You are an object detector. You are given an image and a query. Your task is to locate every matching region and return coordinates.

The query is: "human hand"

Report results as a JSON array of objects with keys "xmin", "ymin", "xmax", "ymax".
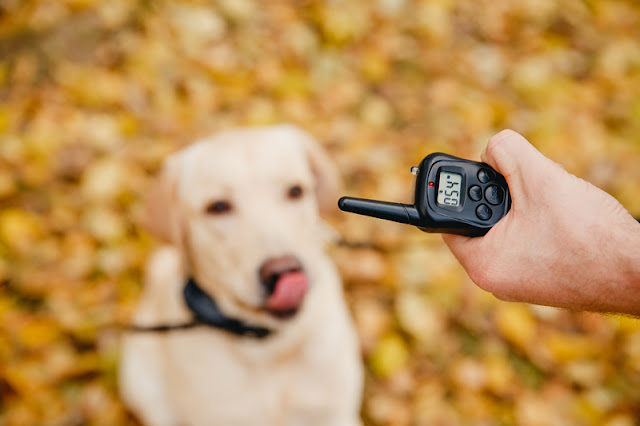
[{"xmin": 443, "ymin": 130, "xmax": 640, "ymax": 315}]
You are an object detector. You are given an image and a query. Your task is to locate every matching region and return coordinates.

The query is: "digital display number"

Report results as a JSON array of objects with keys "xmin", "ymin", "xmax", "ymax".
[{"xmin": 437, "ymin": 171, "xmax": 462, "ymax": 207}]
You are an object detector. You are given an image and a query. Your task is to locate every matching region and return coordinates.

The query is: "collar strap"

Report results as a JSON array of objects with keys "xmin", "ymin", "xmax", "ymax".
[
  {"xmin": 183, "ymin": 277, "xmax": 272, "ymax": 339},
  {"xmin": 128, "ymin": 321, "xmax": 200, "ymax": 333}
]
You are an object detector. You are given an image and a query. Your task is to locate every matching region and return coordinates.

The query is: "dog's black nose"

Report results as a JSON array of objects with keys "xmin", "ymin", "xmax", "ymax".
[{"xmin": 259, "ymin": 255, "xmax": 303, "ymax": 296}]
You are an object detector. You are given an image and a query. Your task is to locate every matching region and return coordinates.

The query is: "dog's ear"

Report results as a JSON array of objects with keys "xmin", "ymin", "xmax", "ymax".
[
  {"xmin": 143, "ymin": 155, "xmax": 182, "ymax": 245},
  {"xmin": 298, "ymin": 130, "xmax": 342, "ymax": 216}
]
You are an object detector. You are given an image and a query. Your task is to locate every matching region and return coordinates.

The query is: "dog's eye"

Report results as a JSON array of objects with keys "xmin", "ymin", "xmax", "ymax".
[
  {"xmin": 205, "ymin": 200, "xmax": 233, "ymax": 215},
  {"xmin": 287, "ymin": 185, "xmax": 304, "ymax": 200}
]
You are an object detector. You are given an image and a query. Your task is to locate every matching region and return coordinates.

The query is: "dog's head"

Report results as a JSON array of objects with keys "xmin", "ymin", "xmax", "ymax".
[{"xmin": 143, "ymin": 125, "xmax": 340, "ymax": 326}]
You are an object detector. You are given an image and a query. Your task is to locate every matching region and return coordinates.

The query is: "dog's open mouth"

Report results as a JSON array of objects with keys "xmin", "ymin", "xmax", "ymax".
[
  {"xmin": 264, "ymin": 270, "xmax": 309, "ymax": 318},
  {"xmin": 260, "ymin": 256, "xmax": 309, "ymax": 319}
]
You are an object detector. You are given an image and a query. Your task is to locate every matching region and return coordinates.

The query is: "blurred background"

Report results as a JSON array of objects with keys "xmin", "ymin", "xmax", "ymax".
[{"xmin": 1, "ymin": 0, "xmax": 640, "ymax": 424}]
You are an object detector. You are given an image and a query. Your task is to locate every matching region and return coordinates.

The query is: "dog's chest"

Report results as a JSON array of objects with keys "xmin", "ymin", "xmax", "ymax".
[{"xmin": 161, "ymin": 329, "xmax": 348, "ymax": 425}]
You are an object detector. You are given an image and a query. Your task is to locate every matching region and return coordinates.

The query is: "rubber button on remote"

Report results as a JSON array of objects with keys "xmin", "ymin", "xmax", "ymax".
[
  {"xmin": 477, "ymin": 168, "xmax": 495, "ymax": 183},
  {"xmin": 468, "ymin": 185, "xmax": 482, "ymax": 201},
  {"xmin": 485, "ymin": 185, "xmax": 504, "ymax": 205},
  {"xmin": 476, "ymin": 203, "xmax": 492, "ymax": 220}
]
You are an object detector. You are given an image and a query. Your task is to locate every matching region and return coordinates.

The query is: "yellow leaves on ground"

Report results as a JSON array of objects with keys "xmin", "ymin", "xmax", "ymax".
[
  {"xmin": 544, "ymin": 331, "xmax": 601, "ymax": 364},
  {"xmin": 0, "ymin": 209, "xmax": 42, "ymax": 253},
  {"xmin": 395, "ymin": 291, "xmax": 444, "ymax": 346},
  {"xmin": 17, "ymin": 318, "xmax": 62, "ymax": 351},
  {"xmin": 494, "ymin": 303, "xmax": 537, "ymax": 352},
  {"xmin": 369, "ymin": 333, "xmax": 410, "ymax": 378},
  {"xmin": 1, "ymin": 0, "xmax": 640, "ymax": 425},
  {"xmin": 56, "ymin": 64, "xmax": 128, "ymax": 108}
]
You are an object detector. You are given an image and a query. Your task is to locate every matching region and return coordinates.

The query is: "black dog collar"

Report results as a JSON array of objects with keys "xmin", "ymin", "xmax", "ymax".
[
  {"xmin": 183, "ymin": 277, "xmax": 271, "ymax": 338},
  {"xmin": 128, "ymin": 278, "xmax": 272, "ymax": 339}
]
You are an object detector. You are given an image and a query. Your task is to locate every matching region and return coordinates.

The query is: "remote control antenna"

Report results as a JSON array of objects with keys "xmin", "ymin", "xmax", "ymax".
[{"xmin": 338, "ymin": 197, "xmax": 422, "ymax": 226}]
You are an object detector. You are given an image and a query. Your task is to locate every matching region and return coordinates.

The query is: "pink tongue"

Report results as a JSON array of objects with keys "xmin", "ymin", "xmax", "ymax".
[{"xmin": 266, "ymin": 271, "xmax": 309, "ymax": 312}]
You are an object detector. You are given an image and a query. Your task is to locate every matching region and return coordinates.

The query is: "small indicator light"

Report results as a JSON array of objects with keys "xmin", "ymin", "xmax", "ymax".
[{"xmin": 428, "ymin": 181, "xmax": 434, "ymax": 187}]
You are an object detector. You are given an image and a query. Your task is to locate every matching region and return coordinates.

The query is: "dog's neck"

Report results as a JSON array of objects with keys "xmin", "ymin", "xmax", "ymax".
[{"xmin": 183, "ymin": 277, "xmax": 272, "ymax": 339}]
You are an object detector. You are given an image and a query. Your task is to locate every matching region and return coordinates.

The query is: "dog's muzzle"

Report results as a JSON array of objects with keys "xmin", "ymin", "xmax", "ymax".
[{"xmin": 259, "ymin": 255, "xmax": 309, "ymax": 318}]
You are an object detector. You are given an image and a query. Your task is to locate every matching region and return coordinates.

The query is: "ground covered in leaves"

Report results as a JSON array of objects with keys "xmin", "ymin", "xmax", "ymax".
[{"xmin": 1, "ymin": 0, "xmax": 640, "ymax": 424}]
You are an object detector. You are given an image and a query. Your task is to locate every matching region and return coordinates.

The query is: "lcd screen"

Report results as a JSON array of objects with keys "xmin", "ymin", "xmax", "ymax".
[{"xmin": 437, "ymin": 171, "xmax": 462, "ymax": 206}]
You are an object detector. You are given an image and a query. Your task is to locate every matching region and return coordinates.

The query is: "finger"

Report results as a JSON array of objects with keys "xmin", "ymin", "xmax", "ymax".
[
  {"xmin": 443, "ymin": 232, "xmax": 503, "ymax": 298},
  {"xmin": 441, "ymin": 233, "xmax": 482, "ymax": 272}
]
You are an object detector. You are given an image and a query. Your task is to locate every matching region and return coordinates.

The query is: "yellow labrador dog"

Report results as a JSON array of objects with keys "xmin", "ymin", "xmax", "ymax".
[{"xmin": 119, "ymin": 125, "xmax": 363, "ymax": 426}]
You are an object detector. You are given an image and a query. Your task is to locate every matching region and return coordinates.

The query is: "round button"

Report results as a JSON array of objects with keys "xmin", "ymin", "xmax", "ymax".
[
  {"xmin": 476, "ymin": 203, "xmax": 492, "ymax": 220},
  {"xmin": 468, "ymin": 185, "xmax": 482, "ymax": 201},
  {"xmin": 477, "ymin": 168, "xmax": 495, "ymax": 183},
  {"xmin": 484, "ymin": 185, "xmax": 504, "ymax": 205}
]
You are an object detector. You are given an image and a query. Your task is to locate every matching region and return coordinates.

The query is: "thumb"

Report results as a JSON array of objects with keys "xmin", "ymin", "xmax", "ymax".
[{"xmin": 480, "ymin": 129, "xmax": 547, "ymax": 198}]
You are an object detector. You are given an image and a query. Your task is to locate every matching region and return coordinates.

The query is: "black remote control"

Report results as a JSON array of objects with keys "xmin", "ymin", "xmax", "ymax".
[{"xmin": 338, "ymin": 153, "xmax": 511, "ymax": 237}]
